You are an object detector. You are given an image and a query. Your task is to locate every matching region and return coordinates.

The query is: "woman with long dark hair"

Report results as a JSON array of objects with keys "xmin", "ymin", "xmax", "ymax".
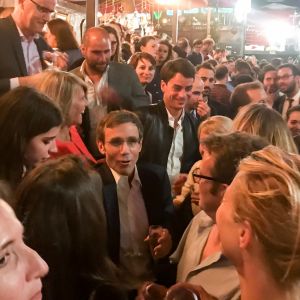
[
  {"xmin": 0, "ymin": 86, "xmax": 62, "ymax": 188},
  {"xmin": 15, "ymin": 155, "xmax": 127, "ymax": 300}
]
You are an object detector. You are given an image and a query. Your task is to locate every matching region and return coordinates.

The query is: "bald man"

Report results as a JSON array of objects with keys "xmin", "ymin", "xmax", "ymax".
[{"xmin": 71, "ymin": 27, "xmax": 149, "ymax": 158}]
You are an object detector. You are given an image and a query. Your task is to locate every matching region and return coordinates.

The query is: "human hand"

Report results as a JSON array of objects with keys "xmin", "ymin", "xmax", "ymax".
[
  {"xmin": 19, "ymin": 73, "xmax": 43, "ymax": 87},
  {"xmin": 172, "ymin": 173, "xmax": 188, "ymax": 196},
  {"xmin": 166, "ymin": 282, "xmax": 218, "ymax": 300},
  {"xmin": 135, "ymin": 282, "xmax": 167, "ymax": 300},
  {"xmin": 145, "ymin": 226, "xmax": 172, "ymax": 260},
  {"xmin": 54, "ymin": 51, "xmax": 69, "ymax": 70},
  {"xmin": 97, "ymin": 86, "xmax": 122, "ymax": 106},
  {"xmin": 197, "ymin": 100, "xmax": 211, "ymax": 119}
]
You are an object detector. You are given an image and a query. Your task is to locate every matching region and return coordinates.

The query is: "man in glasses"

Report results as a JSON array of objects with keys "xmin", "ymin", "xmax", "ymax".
[
  {"xmin": 170, "ymin": 132, "xmax": 268, "ymax": 299},
  {"xmin": 95, "ymin": 110, "xmax": 174, "ymax": 291},
  {"xmin": 196, "ymin": 62, "xmax": 229, "ymax": 117},
  {"xmin": 273, "ymin": 63, "xmax": 300, "ymax": 118},
  {"xmin": 0, "ymin": 0, "xmax": 67, "ymax": 96}
]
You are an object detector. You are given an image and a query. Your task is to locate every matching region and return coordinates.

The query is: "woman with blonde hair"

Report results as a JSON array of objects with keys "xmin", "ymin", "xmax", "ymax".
[
  {"xmin": 233, "ymin": 103, "xmax": 298, "ymax": 154},
  {"xmin": 217, "ymin": 146, "xmax": 300, "ymax": 300},
  {"xmin": 36, "ymin": 69, "xmax": 96, "ymax": 163}
]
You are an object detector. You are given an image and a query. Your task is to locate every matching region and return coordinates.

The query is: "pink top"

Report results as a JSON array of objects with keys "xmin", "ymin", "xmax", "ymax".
[{"xmin": 51, "ymin": 126, "xmax": 96, "ymax": 163}]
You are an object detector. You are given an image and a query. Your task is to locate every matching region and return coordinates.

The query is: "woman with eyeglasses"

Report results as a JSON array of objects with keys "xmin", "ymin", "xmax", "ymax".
[{"xmin": 216, "ymin": 146, "xmax": 300, "ymax": 300}]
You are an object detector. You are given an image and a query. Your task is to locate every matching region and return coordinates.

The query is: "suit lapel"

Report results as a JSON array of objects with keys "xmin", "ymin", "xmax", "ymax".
[
  {"xmin": 34, "ymin": 38, "xmax": 48, "ymax": 70},
  {"xmin": 7, "ymin": 16, "xmax": 27, "ymax": 76},
  {"xmin": 96, "ymin": 163, "xmax": 121, "ymax": 263}
]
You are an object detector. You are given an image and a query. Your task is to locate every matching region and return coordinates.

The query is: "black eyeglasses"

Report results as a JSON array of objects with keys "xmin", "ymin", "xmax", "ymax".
[
  {"xmin": 30, "ymin": 0, "xmax": 55, "ymax": 14},
  {"xmin": 192, "ymin": 169, "xmax": 224, "ymax": 184}
]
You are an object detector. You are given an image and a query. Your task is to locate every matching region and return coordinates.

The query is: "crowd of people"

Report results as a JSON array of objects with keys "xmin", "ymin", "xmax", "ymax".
[{"xmin": 0, "ymin": 0, "xmax": 300, "ymax": 299}]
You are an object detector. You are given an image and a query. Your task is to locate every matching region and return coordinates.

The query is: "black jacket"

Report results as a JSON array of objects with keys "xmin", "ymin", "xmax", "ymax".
[
  {"xmin": 94, "ymin": 161, "xmax": 174, "ymax": 264},
  {"xmin": 136, "ymin": 102, "xmax": 200, "ymax": 173},
  {"xmin": 0, "ymin": 16, "xmax": 51, "ymax": 95}
]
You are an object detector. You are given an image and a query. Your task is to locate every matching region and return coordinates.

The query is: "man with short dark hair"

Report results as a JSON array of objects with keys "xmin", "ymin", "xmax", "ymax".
[
  {"xmin": 171, "ymin": 132, "xmax": 268, "ymax": 299},
  {"xmin": 259, "ymin": 64, "xmax": 280, "ymax": 108},
  {"xmin": 187, "ymin": 39, "xmax": 203, "ymax": 66},
  {"xmin": 196, "ymin": 62, "xmax": 229, "ymax": 117},
  {"xmin": 230, "ymin": 81, "xmax": 267, "ymax": 118},
  {"xmin": 273, "ymin": 63, "xmax": 300, "ymax": 118},
  {"xmin": 286, "ymin": 105, "xmax": 300, "ymax": 137},
  {"xmin": 210, "ymin": 64, "xmax": 231, "ymax": 108},
  {"xmin": 95, "ymin": 110, "xmax": 174, "ymax": 288},
  {"xmin": 137, "ymin": 58, "xmax": 200, "ymax": 184},
  {"xmin": 200, "ymin": 38, "xmax": 215, "ymax": 61},
  {"xmin": 185, "ymin": 75, "xmax": 210, "ymax": 126}
]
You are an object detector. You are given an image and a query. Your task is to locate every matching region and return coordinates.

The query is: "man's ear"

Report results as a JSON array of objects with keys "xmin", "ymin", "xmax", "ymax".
[
  {"xmin": 137, "ymin": 138, "xmax": 143, "ymax": 153},
  {"xmin": 161, "ymin": 80, "xmax": 166, "ymax": 93},
  {"xmin": 80, "ymin": 44, "xmax": 86, "ymax": 57},
  {"xmin": 238, "ymin": 220, "xmax": 253, "ymax": 250},
  {"xmin": 97, "ymin": 141, "xmax": 106, "ymax": 155},
  {"xmin": 217, "ymin": 183, "xmax": 228, "ymax": 199}
]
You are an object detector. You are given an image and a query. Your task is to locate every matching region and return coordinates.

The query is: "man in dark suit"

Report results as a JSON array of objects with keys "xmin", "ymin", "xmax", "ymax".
[
  {"xmin": 0, "ymin": 0, "xmax": 66, "ymax": 96},
  {"xmin": 71, "ymin": 27, "xmax": 149, "ymax": 158},
  {"xmin": 94, "ymin": 110, "xmax": 174, "ymax": 288},
  {"xmin": 187, "ymin": 39, "xmax": 203, "ymax": 67},
  {"xmin": 273, "ymin": 63, "xmax": 300, "ymax": 118}
]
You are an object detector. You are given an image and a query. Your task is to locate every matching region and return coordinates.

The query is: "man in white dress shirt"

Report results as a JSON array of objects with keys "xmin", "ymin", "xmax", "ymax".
[
  {"xmin": 0, "ymin": 0, "xmax": 67, "ymax": 95},
  {"xmin": 94, "ymin": 110, "xmax": 174, "ymax": 289}
]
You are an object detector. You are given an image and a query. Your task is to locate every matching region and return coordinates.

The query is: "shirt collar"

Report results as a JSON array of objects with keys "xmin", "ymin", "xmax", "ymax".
[
  {"xmin": 291, "ymin": 89, "xmax": 300, "ymax": 101},
  {"xmin": 16, "ymin": 24, "xmax": 39, "ymax": 41},
  {"xmin": 165, "ymin": 107, "xmax": 185, "ymax": 128},
  {"xmin": 109, "ymin": 165, "xmax": 141, "ymax": 187},
  {"xmin": 80, "ymin": 60, "xmax": 110, "ymax": 81}
]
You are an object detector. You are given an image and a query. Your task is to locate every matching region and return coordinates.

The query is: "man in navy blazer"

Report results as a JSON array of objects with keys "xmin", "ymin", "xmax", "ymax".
[
  {"xmin": 0, "ymin": 0, "xmax": 66, "ymax": 96},
  {"xmin": 94, "ymin": 110, "xmax": 174, "ymax": 288}
]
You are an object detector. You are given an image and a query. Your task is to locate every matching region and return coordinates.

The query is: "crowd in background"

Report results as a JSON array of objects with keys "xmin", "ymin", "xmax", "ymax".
[{"xmin": 0, "ymin": 1, "xmax": 300, "ymax": 300}]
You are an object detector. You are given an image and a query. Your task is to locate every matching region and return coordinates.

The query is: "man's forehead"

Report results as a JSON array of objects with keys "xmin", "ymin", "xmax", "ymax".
[
  {"xmin": 168, "ymin": 73, "xmax": 194, "ymax": 84},
  {"xmin": 264, "ymin": 70, "xmax": 277, "ymax": 78},
  {"xmin": 197, "ymin": 68, "xmax": 214, "ymax": 78},
  {"xmin": 277, "ymin": 67, "xmax": 293, "ymax": 75},
  {"xmin": 201, "ymin": 155, "xmax": 215, "ymax": 174},
  {"xmin": 40, "ymin": 0, "xmax": 56, "ymax": 9},
  {"xmin": 193, "ymin": 75, "xmax": 204, "ymax": 90},
  {"xmin": 105, "ymin": 122, "xmax": 139, "ymax": 134}
]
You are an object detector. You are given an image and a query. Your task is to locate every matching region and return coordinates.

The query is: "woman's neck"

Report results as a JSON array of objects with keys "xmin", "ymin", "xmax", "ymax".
[
  {"xmin": 57, "ymin": 126, "xmax": 71, "ymax": 141},
  {"xmin": 239, "ymin": 261, "xmax": 286, "ymax": 300}
]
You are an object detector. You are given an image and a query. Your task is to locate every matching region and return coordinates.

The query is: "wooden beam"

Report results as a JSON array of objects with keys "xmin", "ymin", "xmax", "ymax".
[{"xmin": 86, "ymin": 0, "xmax": 98, "ymax": 29}]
